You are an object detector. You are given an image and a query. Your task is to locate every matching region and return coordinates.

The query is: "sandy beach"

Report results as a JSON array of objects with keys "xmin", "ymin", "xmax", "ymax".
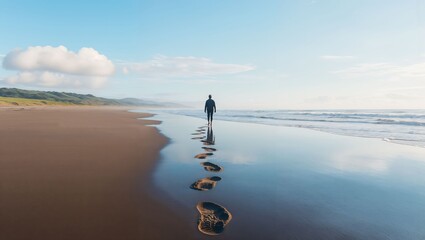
[{"xmin": 0, "ymin": 107, "xmax": 194, "ymax": 240}]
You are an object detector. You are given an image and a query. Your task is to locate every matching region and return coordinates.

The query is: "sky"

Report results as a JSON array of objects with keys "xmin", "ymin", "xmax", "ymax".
[{"xmin": 1, "ymin": 0, "xmax": 425, "ymax": 109}]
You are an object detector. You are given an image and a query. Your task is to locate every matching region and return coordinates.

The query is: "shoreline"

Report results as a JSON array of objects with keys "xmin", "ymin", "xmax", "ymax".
[
  {"xmin": 161, "ymin": 111, "xmax": 425, "ymax": 149},
  {"xmin": 0, "ymin": 107, "xmax": 195, "ymax": 240}
]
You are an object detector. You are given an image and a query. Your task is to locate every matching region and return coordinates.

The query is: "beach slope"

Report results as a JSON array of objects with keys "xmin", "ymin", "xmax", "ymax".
[{"xmin": 0, "ymin": 107, "xmax": 194, "ymax": 240}]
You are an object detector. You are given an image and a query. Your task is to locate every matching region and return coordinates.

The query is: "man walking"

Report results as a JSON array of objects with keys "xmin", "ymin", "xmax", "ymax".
[{"xmin": 204, "ymin": 94, "xmax": 216, "ymax": 125}]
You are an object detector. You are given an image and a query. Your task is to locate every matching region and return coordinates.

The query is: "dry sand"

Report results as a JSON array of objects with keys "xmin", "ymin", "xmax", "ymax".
[{"xmin": 0, "ymin": 107, "xmax": 195, "ymax": 240}]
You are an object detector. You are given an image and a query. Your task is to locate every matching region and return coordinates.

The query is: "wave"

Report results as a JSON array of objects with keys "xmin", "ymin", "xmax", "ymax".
[{"xmin": 161, "ymin": 109, "xmax": 425, "ymax": 148}]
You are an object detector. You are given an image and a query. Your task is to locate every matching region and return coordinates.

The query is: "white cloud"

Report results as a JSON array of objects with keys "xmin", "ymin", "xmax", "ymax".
[
  {"xmin": 2, "ymin": 46, "xmax": 114, "ymax": 88},
  {"xmin": 321, "ymin": 55, "xmax": 355, "ymax": 60},
  {"xmin": 3, "ymin": 46, "xmax": 114, "ymax": 76},
  {"xmin": 333, "ymin": 62, "xmax": 425, "ymax": 79},
  {"xmin": 123, "ymin": 55, "xmax": 254, "ymax": 78}
]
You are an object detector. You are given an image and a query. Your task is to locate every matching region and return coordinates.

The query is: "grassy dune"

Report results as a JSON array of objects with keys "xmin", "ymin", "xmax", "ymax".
[
  {"xmin": 0, "ymin": 96, "xmax": 75, "ymax": 106},
  {"xmin": 0, "ymin": 88, "xmax": 181, "ymax": 107}
]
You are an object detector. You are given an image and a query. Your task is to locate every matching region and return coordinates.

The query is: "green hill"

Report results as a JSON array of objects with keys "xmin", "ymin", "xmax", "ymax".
[{"xmin": 0, "ymin": 88, "xmax": 179, "ymax": 107}]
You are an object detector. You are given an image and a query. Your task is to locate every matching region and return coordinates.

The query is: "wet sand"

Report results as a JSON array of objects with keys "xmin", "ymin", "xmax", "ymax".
[
  {"xmin": 0, "ymin": 107, "xmax": 195, "ymax": 240},
  {"xmin": 149, "ymin": 112, "xmax": 425, "ymax": 240}
]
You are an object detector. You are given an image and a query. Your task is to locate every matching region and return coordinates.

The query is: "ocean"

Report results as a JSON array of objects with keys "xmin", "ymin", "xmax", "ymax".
[{"xmin": 160, "ymin": 109, "xmax": 425, "ymax": 148}]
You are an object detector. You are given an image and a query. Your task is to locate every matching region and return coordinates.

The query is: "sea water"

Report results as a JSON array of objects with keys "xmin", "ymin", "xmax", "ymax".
[{"xmin": 162, "ymin": 109, "xmax": 425, "ymax": 148}]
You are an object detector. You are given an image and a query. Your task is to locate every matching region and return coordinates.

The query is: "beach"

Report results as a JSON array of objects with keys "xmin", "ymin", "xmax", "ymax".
[
  {"xmin": 1, "ymin": 0, "xmax": 421, "ymax": 239},
  {"xmin": 3, "ymin": 107, "xmax": 425, "ymax": 240},
  {"xmin": 0, "ymin": 107, "xmax": 195, "ymax": 240},
  {"xmin": 148, "ymin": 112, "xmax": 425, "ymax": 240}
]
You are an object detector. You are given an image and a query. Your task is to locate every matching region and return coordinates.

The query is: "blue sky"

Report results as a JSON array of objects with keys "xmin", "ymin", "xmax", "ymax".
[{"xmin": 1, "ymin": 0, "xmax": 425, "ymax": 109}]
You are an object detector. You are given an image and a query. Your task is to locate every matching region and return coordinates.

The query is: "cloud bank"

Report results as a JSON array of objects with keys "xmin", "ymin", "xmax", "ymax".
[
  {"xmin": 2, "ymin": 46, "xmax": 115, "ymax": 88},
  {"xmin": 123, "ymin": 55, "xmax": 254, "ymax": 78}
]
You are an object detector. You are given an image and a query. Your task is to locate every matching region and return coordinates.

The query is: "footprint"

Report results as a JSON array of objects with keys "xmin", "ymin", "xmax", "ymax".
[
  {"xmin": 190, "ymin": 176, "xmax": 222, "ymax": 191},
  {"xmin": 201, "ymin": 140, "xmax": 214, "ymax": 145},
  {"xmin": 196, "ymin": 202, "xmax": 232, "ymax": 235},
  {"xmin": 191, "ymin": 136, "xmax": 205, "ymax": 140},
  {"xmin": 194, "ymin": 153, "xmax": 213, "ymax": 159},
  {"xmin": 202, "ymin": 147, "xmax": 217, "ymax": 152},
  {"xmin": 196, "ymin": 129, "xmax": 206, "ymax": 133},
  {"xmin": 192, "ymin": 132, "xmax": 203, "ymax": 135},
  {"xmin": 201, "ymin": 162, "xmax": 223, "ymax": 172}
]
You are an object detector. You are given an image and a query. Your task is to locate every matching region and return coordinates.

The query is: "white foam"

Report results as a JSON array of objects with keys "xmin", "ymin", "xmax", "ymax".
[{"xmin": 160, "ymin": 109, "xmax": 425, "ymax": 148}]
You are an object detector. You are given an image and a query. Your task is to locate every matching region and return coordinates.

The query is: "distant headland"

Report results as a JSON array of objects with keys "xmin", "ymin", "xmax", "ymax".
[{"xmin": 0, "ymin": 88, "xmax": 182, "ymax": 107}]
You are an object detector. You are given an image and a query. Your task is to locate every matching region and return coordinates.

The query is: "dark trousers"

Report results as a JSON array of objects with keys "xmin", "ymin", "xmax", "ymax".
[{"xmin": 207, "ymin": 111, "xmax": 213, "ymax": 122}]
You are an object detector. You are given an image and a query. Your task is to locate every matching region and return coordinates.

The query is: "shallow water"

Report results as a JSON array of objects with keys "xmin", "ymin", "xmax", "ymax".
[
  {"xmin": 142, "ymin": 112, "xmax": 425, "ymax": 240},
  {"xmin": 164, "ymin": 109, "xmax": 425, "ymax": 148}
]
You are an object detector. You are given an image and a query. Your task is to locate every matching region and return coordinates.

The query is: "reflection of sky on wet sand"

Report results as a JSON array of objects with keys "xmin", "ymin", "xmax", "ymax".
[
  {"xmin": 330, "ymin": 144, "xmax": 425, "ymax": 176},
  {"xmin": 145, "ymin": 112, "xmax": 425, "ymax": 240},
  {"xmin": 331, "ymin": 150, "xmax": 392, "ymax": 174},
  {"xmin": 218, "ymin": 150, "xmax": 255, "ymax": 165}
]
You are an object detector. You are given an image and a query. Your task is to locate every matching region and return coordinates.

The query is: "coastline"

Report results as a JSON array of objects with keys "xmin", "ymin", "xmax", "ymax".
[
  {"xmin": 165, "ymin": 109, "xmax": 425, "ymax": 149},
  {"xmin": 0, "ymin": 107, "xmax": 195, "ymax": 240}
]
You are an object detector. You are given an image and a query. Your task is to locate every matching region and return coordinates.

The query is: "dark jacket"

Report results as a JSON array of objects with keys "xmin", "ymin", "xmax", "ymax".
[{"xmin": 205, "ymin": 99, "xmax": 216, "ymax": 112}]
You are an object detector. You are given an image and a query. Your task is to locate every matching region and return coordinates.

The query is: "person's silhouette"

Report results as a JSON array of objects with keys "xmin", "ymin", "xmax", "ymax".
[{"xmin": 204, "ymin": 94, "xmax": 216, "ymax": 125}]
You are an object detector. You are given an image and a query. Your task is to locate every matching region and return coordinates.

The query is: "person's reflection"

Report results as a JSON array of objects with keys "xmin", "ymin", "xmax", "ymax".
[{"xmin": 204, "ymin": 126, "xmax": 215, "ymax": 145}]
